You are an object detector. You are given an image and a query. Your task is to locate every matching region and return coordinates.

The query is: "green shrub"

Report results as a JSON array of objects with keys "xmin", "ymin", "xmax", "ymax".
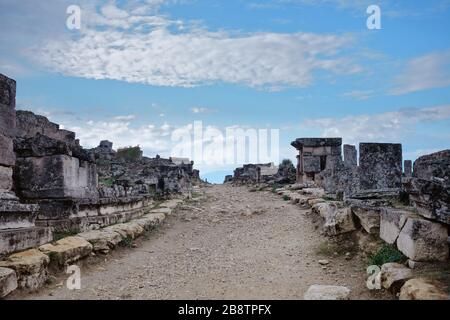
[
  {"xmin": 117, "ymin": 146, "xmax": 142, "ymax": 161},
  {"xmin": 119, "ymin": 236, "xmax": 134, "ymax": 248},
  {"xmin": 283, "ymin": 195, "xmax": 290, "ymax": 201},
  {"xmin": 368, "ymin": 244, "xmax": 407, "ymax": 266}
]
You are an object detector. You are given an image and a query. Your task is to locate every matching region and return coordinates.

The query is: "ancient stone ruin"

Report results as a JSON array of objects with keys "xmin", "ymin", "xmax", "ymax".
[
  {"xmin": 226, "ymin": 160, "xmax": 296, "ymax": 185},
  {"xmin": 0, "ymin": 73, "xmax": 200, "ymax": 259}
]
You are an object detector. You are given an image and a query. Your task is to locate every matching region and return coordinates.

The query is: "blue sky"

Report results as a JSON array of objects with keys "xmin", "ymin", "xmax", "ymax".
[{"xmin": 1, "ymin": 0, "xmax": 450, "ymax": 183}]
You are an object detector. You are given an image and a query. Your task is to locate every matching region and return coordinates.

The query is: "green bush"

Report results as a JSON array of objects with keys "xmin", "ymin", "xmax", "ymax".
[
  {"xmin": 368, "ymin": 244, "xmax": 407, "ymax": 266},
  {"xmin": 117, "ymin": 146, "xmax": 142, "ymax": 161}
]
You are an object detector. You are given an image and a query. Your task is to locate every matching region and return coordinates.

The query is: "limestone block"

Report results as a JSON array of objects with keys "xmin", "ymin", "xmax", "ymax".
[
  {"xmin": 0, "ymin": 133, "xmax": 14, "ymax": 167},
  {"xmin": 379, "ymin": 209, "xmax": 413, "ymax": 245},
  {"xmin": 0, "ymin": 166, "xmax": 12, "ymax": 191},
  {"xmin": 380, "ymin": 263, "xmax": 413, "ymax": 290},
  {"xmin": 0, "ymin": 267, "xmax": 17, "ymax": 298},
  {"xmin": 304, "ymin": 285, "xmax": 351, "ymax": 300},
  {"xmin": 399, "ymin": 278, "xmax": 449, "ymax": 300},
  {"xmin": 351, "ymin": 206, "xmax": 381, "ymax": 235},
  {"xmin": 312, "ymin": 203, "xmax": 356, "ymax": 236},
  {"xmin": 149, "ymin": 207, "xmax": 173, "ymax": 216},
  {"xmin": 0, "ymin": 227, "xmax": 52, "ymax": 257},
  {"xmin": 359, "ymin": 143, "xmax": 402, "ymax": 190},
  {"xmin": 303, "ymin": 156, "xmax": 321, "ymax": 173},
  {"xmin": 104, "ymin": 222, "xmax": 144, "ymax": 240},
  {"xmin": 404, "ymin": 160, "xmax": 412, "ymax": 177},
  {"xmin": 39, "ymin": 236, "xmax": 93, "ymax": 268},
  {"xmin": 159, "ymin": 199, "xmax": 183, "ymax": 209},
  {"xmin": 0, "ymin": 201, "xmax": 39, "ymax": 230},
  {"xmin": 0, "ymin": 249, "xmax": 49, "ymax": 291},
  {"xmin": 15, "ymin": 155, "xmax": 98, "ymax": 200},
  {"xmin": 344, "ymin": 145, "xmax": 357, "ymax": 167},
  {"xmin": 77, "ymin": 229, "xmax": 122, "ymax": 254},
  {"xmin": 133, "ymin": 213, "xmax": 166, "ymax": 230},
  {"xmin": 0, "ymin": 74, "xmax": 16, "ymax": 108},
  {"xmin": 397, "ymin": 218, "xmax": 449, "ymax": 262}
]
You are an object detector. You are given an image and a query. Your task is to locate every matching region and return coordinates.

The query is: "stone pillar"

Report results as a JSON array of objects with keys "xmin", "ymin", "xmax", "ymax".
[
  {"xmin": 359, "ymin": 143, "xmax": 402, "ymax": 190},
  {"xmin": 343, "ymin": 144, "xmax": 357, "ymax": 167},
  {"xmin": 0, "ymin": 74, "xmax": 16, "ymax": 200},
  {"xmin": 404, "ymin": 160, "xmax": 412, "ymax": 177}
]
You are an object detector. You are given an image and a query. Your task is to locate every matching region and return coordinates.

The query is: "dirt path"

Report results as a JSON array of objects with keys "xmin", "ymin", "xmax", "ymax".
[{"xmin": 11, "ymin": 184, "xmax": 389, "ymax": 300}]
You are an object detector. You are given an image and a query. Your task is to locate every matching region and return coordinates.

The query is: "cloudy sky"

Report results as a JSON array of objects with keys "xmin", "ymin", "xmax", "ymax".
[{"xmin": 1, "ymin": 0, "xmax": 450, "ymax": 182}]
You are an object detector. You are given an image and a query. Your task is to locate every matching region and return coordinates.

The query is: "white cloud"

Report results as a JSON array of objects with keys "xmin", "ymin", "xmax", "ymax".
[
  {"xmin": 390, "ymin": 50, "xmax": 450, "ymax": 95},
  {"xmin": 190, "ymin": 107, "xmax": 217, "ymax": 114},
  {"xmin": 342, "ymin": 90, "xmax": 374, "ymax": 100},
  {"xmin": 30, "ymin": 1, "xmax": 361, "ymax": 90},
  {"xmin": 66, "ymin": 119, "xmax": 173, "ymax": 153},
  {"xmin": 113, "ymin": 115, "xmax": 136, "ymax": 121},
  {"xmin": 301, "ymin": 105, "xmax": 450, "ymax": 144}
]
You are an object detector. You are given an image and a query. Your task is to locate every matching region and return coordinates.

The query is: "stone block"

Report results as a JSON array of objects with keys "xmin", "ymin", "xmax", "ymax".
[
  {"xmin": 133, "ymin": 213, "xmax": 166, "ymax": 230},
  {"xmin": 0, "ymin": 73, "xmax": 16, "ymax": 108},
  {"xmin": 0, "ymin": 134, "xmax": 14, "ymax": 167},
  {"xmin": 77, "ymin": 229, "xmax": 122, "ymax": 254},
  {"xmin": 304, "ymin": 285, "xmax": 350, "ymax": 300},
  {"xmin": 399, "ymin": 278, "xmax": 449, "ymax": 300},
  {"xmin": 379, "ymin": 209, "xmax": 414, "ymax": 245},
  {"xmin": 0, "ymin": 227, "xmax": 53, "ymax": 257},
  {"xmin": 359, "ymin": 143, "xmax": 402, "ymax": 190},
  {"xmin": 0, "ymin": 166, "xmax": 13, "ymax": 191},
  {"xmin": 0, "ymin": 267, "xmax": 17, "ymax": 298},
  {"xmin": 0, "ymin": 249, "xmax": 49, "ymax": 291},
  {"xmin": 397, "ymin": 218, "xmax": 449, "ymax": 262},
  {"xmin": 303, "ymin": 155, "xmax": 321, "ymax": 173},
  {"xmin": 351, "ymin": 205, "xmax": 381, "ymax": 235},
  {"xmin": 149, "ymin": 207, "xmax": 173, "ymax": 216},
  {"xmin": 0, "ymin": 201, "xmax": 39, "ymax": 230},
  {"xmin": 379, "ymin": 262, "xmax": 413, "ymax": 291},
  {"xmin": 404, "ymin": 160, "xmax": 412, "ymax": 177},
  {"xmin": 311, "ymin": 203, "xmax": 356, "ymax": 236},
  {"xmin": 39, "ymin": 236, "xmax": 93, "ymax": 269},
  {"xmin": 104, "ymin": 222, "xmax": 144, "ymax": 240},
  {"xmin": 413, "ymin": 150, "xmax": 450, "ymax": 181},
  {"xmin": 15, "ymin": 155, "xmax": 98, "ymax": 200},
  {"xmin": 0, "ymin": 104, "xmax": 15, "ymax": 138},
  {"xmin": 344, "ymin": 145, "xmax": 357, "ymax": 167}
]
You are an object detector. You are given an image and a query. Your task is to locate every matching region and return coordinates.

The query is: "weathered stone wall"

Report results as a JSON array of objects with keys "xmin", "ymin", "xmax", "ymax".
[{"xmin": 1, "ymin": 74, "xmax": 53, "ymax": 257}]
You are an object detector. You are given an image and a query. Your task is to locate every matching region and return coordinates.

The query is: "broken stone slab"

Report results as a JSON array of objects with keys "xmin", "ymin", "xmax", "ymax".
[
  {"xmin": 397, "ymin": 217, "xmax": 449, "ymax": 262},
  {"xmin": 307, "ymin": 198, "xmax": 326, "ymax": 206},
  {"xmin": 149, "ymin": 207, "xmax": 173, "ymax": 216},
  {"xmin": 0, "ymin": 267, "xmax": 17, "ymax": 298},
  {"xmin": 133, "ymin": 213, "xmax": 166, "ymax": 231},
  {"xmin": 159, "ymin": 199, "xmax": 183, "ymax": 209},
  {"xmin": 312, "ymin": 203, "xmax": 356, "ymax": 236},
  {"xmin": 103, "ymin": 222, "xmax": 144, "ymax": 240},
  {"xmin": 379, "ymin": 263, "xmax": 413, "ymax": 291},
  {"xmin": 39, "ymin": 236, "xmax": 93, "ymax": 269},
  {"xmin": 77, "ymin": 229, "xmax": 122, "ymax": 254},
  {"xmin": 351, "ymin": 205, "xmax": 381, "ymax": 235},
  {"xmin": 301, "ymin": 188, "xmax": 325, "ymax": 198},
  {"xmin": 0, "ymin": 249, "xmax": 49, "ymax": 291},
  {"xmin": 399, "ymin": 278, "xmax": 449, "ymax": 300},
  {"xmin": 379, "ymin": 209, "xmax": 415, "ymax": 245},
  {"xmin": 304, "ymin": 285, "xmax": 351, "ymax": 300}
]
